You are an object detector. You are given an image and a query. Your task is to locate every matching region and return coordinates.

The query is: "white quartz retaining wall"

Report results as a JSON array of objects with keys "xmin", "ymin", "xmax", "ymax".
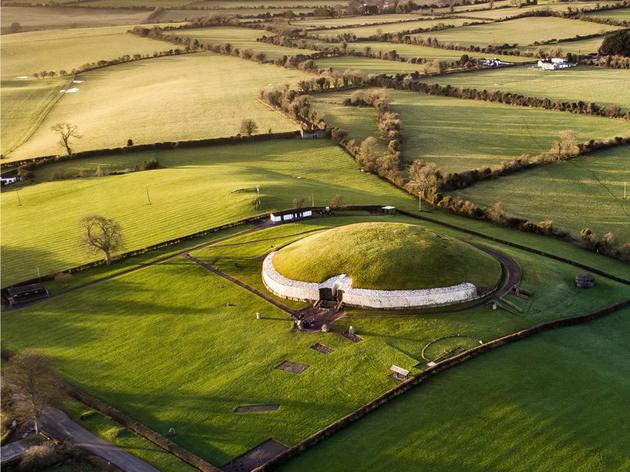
[{"xmin": 262, "ymin": 252, "xmax": 479, "ymax": 309}]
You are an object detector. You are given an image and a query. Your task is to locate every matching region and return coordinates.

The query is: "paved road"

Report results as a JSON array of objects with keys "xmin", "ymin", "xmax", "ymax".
[
  {"xmin": 0, "ymin": 437, "xmax": 37, "ymax": 466},
  {"xmin": 471, "ymin": 243, "xmax": 522, "ymax": 298},
  {"xmin": 41, "ymin": 408, "xmax": 160, "ymax": 472}
]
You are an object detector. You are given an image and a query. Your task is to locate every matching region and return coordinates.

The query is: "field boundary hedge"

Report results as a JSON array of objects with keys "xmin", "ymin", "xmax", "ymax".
[
  {"xmin": 0, "ymin": 131, "xmax": 301, "ymax": 175},
  {"xmin": 254, "ymin": 298, "xmax": 630, "ymax": 471}
]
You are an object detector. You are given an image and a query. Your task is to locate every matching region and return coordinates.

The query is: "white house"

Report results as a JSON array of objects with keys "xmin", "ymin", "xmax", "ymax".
[
  {"xmin": 270, "ymin": 208, "xmax": 313, "ymax": 223},
  {"xmin": 537, "ymin": 58, "xmax": 574, "ymax": 70},
  {"xmin": 1, "ymin": 176, "xmax": 18, "ymax": 186}
]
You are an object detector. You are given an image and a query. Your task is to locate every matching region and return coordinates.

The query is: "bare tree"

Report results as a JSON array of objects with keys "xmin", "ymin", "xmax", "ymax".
[
  {"xmin": 51, "ymin": 123, "xmax": 81, "ymax": 155},
  {"xmin": 240, "ymin": 119, "xmax": 259, "ymax": 137},
  {"xmin": 330, "ymin": 194, "xmax": 343, "ymax": 208},
  {"xmin": 3, "ymin": 350, "xmax": 63, "ymax": 435},
  {"xmin": 80, "ymin": 215, "xmax": 124, "ymax": 264},
  {"xmin": 292, "ymin": 197, "xmax": 305, "ymax": 209}
]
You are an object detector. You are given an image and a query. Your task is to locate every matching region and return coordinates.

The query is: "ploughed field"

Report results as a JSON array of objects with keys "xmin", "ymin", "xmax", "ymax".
[
  {"xmin": 312, "ymin": 89, "xmax": 630, "ymax": 172},
  {"xmin": 5, "ymin": 53, "xmax": 312, "ymax": 160},
  {"xmin": 421, "ymin": 65, "xmax": 630, "ymax": 112},
  {"xmin": 279, "ymin": 309, "xmax": 630, "ymax": 472},
  {"xmin": 0, "ymin": 140, "xmax": 416, "ymax": 287},
  {"xmin": 3, "ymin": 214, "xmax": 628, "ymax": 467},
  {"xmin": 453, "ymin": 145, "xmax": 630, "ymax": 242}
]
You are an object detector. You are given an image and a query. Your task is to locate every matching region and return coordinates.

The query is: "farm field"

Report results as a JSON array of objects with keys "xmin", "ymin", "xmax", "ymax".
[
  {"xmin": 0, "ymin": 25, "xmax": 175, "ymax": 79},
  {"xmin": 0, "ymin": 139, "xmax": 417, "ymax": 286},
  {"xmin": 280, "ymin": 308, "xmax": 630, "ymax": 472},
  {"xmin": 311, "ymin": 18, "xmax": 477, "ymax": 38},
  {"xmin": 173, "ymin": 26, "xmax": 317, "ymax": 59},
  {"xmin": 3, "ymin": 215, "xmax": 629, "ymax": 467},
  {"xmin": 316, "ymin": 55, "xmax": 431, "ymax": 74},
  {"xmin": 458, "ymin": 1, "xmax": 622, "ymax": 19},
  {"xmin": 342, "ymin": 41, "xmax": 534, "ymax": 63},
  {"xmin": 584, "ymin": 6, "xmax": 630, "ymax": 20},
  {"xmin": 312, "ymin": 90, "xmax": 630, "ymax": 172},
  {"xmin": 453, "ymin": 145, "xmax": 630, "ymax": 242},
  {"xmin": 291, "ymin": 13, "xmax": 425, "ymax": 28},
  {"xmin": 0, "ymin": 77, "xmax": 67, "ymax": 156},
  {"xmin": 421, "ymin": 65, "xmax": 630, "ymax": 111},
  {"xmin": 411, "ymin": 17, "xmax": 622, "ymax": 48},
  {"xmin": 518, "ymin": 35, "xmax": 610, "ymax": 55},
  {"xmin": 0, "ymin": 6, "xmax": 153, "ymax": 33},
  {"xmin": 6, "ymin": 53, "xmax": 312, "ymax": 160}
]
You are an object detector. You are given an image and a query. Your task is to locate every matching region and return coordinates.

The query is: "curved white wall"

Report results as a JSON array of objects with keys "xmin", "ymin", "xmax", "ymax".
[{"xmin": 262, "ymin": 252, "xmax": 479, "ymax": 309}]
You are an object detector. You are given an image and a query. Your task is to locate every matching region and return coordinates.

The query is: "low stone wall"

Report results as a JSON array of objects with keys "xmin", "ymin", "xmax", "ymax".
[{"xmin": 262, "ymin": 252, "xmax": 478, "ymax": 309}]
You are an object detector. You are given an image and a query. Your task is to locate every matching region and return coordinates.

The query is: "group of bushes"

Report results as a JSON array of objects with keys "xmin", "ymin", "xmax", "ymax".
[{"xmin": 387, "ymin": 80, "xmax": 630, "ymax": 119}]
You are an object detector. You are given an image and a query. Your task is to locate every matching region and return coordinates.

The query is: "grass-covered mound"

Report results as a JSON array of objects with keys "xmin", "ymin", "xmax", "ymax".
[{"xmin": 272, "ymin": 223, "xmax": 501, "ymax": 290}]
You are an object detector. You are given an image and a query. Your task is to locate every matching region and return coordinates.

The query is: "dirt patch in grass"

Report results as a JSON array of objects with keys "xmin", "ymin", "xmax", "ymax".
[
  {"xmin": 275, "ymin": 360, "xmax": 309, "ymax": 374},
  {"xmin": 310, "ymin": 343, "xmax": 334, "ymax": 354},
  {"xmin": 234, "ymin": 404, "xmax": 280, "ymax": 413}
]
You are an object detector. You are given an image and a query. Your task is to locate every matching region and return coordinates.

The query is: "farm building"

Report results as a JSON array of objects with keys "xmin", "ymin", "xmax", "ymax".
[
  {"xmin": 1, "ymin": 176, "xmax": 18, "ymax": 186},
  {"xmin": 6, "ymin": 283, "xmax": 49, "ymax": 306},
  {"xmin": 481, "ymin": 58, "xmax": 513, "ymax": 67},
  {"xmin": 575, "ymin": 273, "xmax": 596, "ymax": 288},
  {"xmin": 537, "ymin": 58, "xmax": 574, "ymax": 70},
  {"xmin": 300, "ymin": 129, "xmax": 328, "ymax": 139},
  {"xmin": 270, "ymin": 208, "xmax": 313, "ymax": 223}
]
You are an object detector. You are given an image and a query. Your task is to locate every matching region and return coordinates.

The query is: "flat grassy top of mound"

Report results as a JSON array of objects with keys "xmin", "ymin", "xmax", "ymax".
[{"xmin": 272, "ymin": 222, "xmax": 501, "ymax": 290}]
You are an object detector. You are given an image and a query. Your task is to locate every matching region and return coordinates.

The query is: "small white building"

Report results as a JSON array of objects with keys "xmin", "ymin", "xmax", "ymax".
[
  {"xmin": 537, "ymin": 58, "xmax": 574, "ymax": 70},
  {"xmin": 1, "ymin": 176, "xmax": 18, "ymax": 186},
  {"xmin": 300, "ymin": 129, "xmax": 327, "ymax": 139},
  {"xmin": 270, "ymin": 208, "xmax": 313, "ymax": 223},
  {"xmin": 481, "ymin": 58, "xmax": 513, "ymax": 67}
]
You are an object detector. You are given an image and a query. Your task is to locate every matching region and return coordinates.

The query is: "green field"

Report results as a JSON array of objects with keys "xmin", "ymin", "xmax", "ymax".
[
  {"xmin": 0, "ymin": 6, "xmax": 153, "ymax": 33},
  {"xmin": 280, "ymin": 308, "xmax": 630, "ymax": 472},
  {"xmin": 411, "ymin": 17, "xmax": 621, "ymax": 48},
  {"xmin": 3, "ymin": 213, "xmax": 629, "ymax": 467},
  {"xmin": 519, "ymin": 35, "xmax": 610, "ymax": 55},
  {"xmin": 458, "ymin": 1, "xmax": 621, "ymax": 19},
  {"xmin": 291, "ymin": 13, "xmax": 425, "ymax": 28},
  {"xmin": 272, "ymin": 222, "xmax": 502, "ymax": 289},
  {"xmin": 312, "ymin": 89, "xmax": 630, "ymax": 172},
  {"xmin": 0, "ymin": 77, "xmax": 67, "ymax": 156},
  {"xmin": 0, "ymin": 25, "xmax": 175, "ymax": 80},
  {"xmin": 174, "ymin": 26, "xmax": 317, "ymax": 59},
  {"xmin": 316, "ymin": 55, "xmax": 431, "ymax": 74},
  {"xmin": 454, "ymin": 145, "xmax": 630, "ymax": 242},
  {"xmin": 311, "ymin": 18, "xmax": 477, "ymax": 38},
  {"xmin": 422, "ymin": 65, "xmax": 630, "ymax": 111},
  {"xmin": 6, "ymin": 53, "xmax": 311, "ymax": 160},
  {"xmin": 342, "ymin": 41, "xmax": 534, "ymax": 63},
  {"xmin": 584, "ymin": 6, "xmax": 630, "ymax": 20},
  {"xmin": 0, "ymin": 140, "xmax": 417, "ymax": 286}
]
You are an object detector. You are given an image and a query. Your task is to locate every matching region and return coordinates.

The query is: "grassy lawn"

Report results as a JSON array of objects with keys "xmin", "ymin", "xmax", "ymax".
[
  {"xmin": 453, "ymin": 145, "xmax": 630, "ymax": 242},
  {"xmin": 421, "ymin": 65, "xmax": 630, "ymax": 111},
  {"xmin": 411, "ymin": 17, "xmax": 621, "ymax": 48},
  {"xmin": 6, "ymin": 53, "xmax": 312, "ymax": 160},
  {"xmin": 174, "ymin": 26, "xmax": 317, "ymax": 60},
  {"xmin": 62, "ymin": 398, "xmax": 198, "ymax": 472},
  {"xmin": 519, "ymin": 35, "xmax": 610, "ymax": 55},
  {"xmin": 316, "ymin": 55, "xmax": 431, "ymax": 74},
  {"xmin": 272, "ymin": 222, "xmax": 501, "ymax": 289},
  {"xmin": 0, "ymin": 140, "xmax": 416, "ymax": 286},
  {"xmin": 0, "ymin": 6, "xmax": 153, "ymax": 33},
  {"xmin": 311, "ymin": 18, "xmax": 476, "ymax": 38},
  {"xmin": 0, "ymin": 77, "xmax": 68, "ymax": 156},
  {"xmin": 279, "ymin": 308, "xmax": 630, "ymax": 472},
  {"xmin": 0, "ymin": 25, "xmax": 174, "ymax": 80},
  {"xmin": 3, "ymin": 216, "xmax": 628, "ymax": 467},
  {"xmin": 312, "ymin": 89, "xmax": 630, "ymax": 172},
  {"xmin": 341, "ymin": 41, "xmax": 534, "ymax": 63}
]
